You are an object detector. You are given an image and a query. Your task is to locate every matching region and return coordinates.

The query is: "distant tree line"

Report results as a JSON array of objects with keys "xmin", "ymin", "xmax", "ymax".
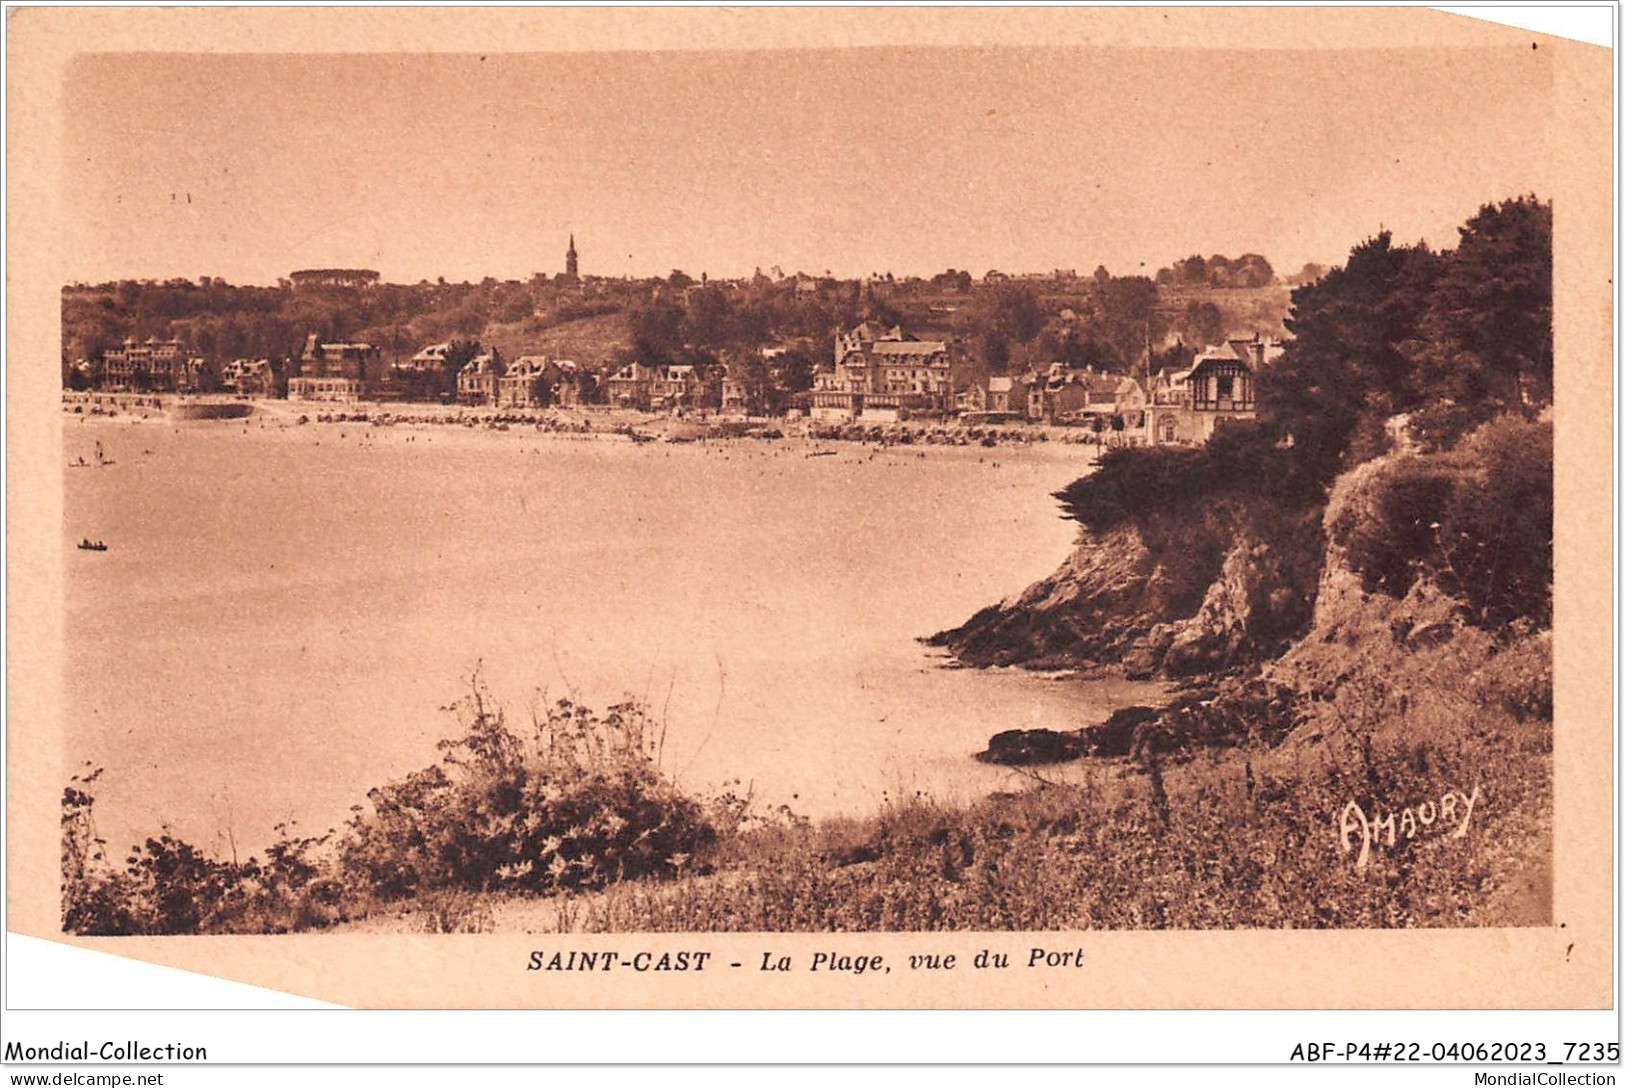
[{"xmin": 1155, "ymin": 253, "xmax": 1276, "ymax": 289}]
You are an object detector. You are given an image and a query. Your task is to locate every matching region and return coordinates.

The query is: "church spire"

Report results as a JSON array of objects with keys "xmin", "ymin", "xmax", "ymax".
[{"xmin": 565, "ymin": 235, "xmax": 579, "ymax": 282}]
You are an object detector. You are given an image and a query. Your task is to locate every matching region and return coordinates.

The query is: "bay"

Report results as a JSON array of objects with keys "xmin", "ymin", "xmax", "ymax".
[{"xmin": 63, "ymin": 416, "xmax": 1161, "ymax": 857}]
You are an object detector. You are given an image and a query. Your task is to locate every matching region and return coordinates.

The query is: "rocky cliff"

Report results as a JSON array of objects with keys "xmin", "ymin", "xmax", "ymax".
[
  {"xmin": 938, "ymin": 436, "xmax": 1551, "ymax": 767},
  {"xmin": 926, "ymin": 497, "xmax": 1324, "ymax": 680}
]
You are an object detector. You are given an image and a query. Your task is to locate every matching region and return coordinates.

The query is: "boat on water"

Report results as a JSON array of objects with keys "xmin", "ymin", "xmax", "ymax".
[
  {"xmin": 77, "ymin": 539, "xmax": 108, "ymax": 552},
  {"xmin": 806, "ymin": 448, "xmax": 838, "ymax": 458}
]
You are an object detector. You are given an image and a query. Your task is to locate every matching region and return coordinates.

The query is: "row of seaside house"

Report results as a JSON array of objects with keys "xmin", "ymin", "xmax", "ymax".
[
  {"xmin": 285, "ymin": 335, "xmax": 586, "ymax": 408},
  {"xmin": 803, "ymin": 322, "xmax": 1282, "ymax": 445},
  {"xmin": 92, "ymin": 338, "xmax": 297, "ymax": 396},
  {"xmin": 88, "ymin": 326, "xmax": 1283, "ymax": 445},
  {"xmin": 86, "ymin": 336, "xmax": 585, "ymax": 407},
  {"xmin": 954, "ymin": 336, "xmax": 1280, "ymax": 444},
  {"xmin": 97, "ymin": 339, "xmax": 210, "ymax": 393}
]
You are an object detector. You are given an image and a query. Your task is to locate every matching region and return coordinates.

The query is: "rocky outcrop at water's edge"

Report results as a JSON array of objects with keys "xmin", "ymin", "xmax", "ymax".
[
  {"xmin": 937, "ymin": 429, "xmax": 1554, "ymax": 771},
  {"xmin": 926, "ymin": 497, "xmax": 1324, "ymax": 683}
]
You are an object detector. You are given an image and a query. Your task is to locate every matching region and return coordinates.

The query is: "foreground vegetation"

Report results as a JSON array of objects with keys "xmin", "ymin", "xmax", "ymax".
[
  {"xmin": 584, "ymin": 586, "xmax": 1552, "ymax": 931},
  {"xmin": 63, "ymin": 685, "xmax": 717, "ymax": 935},
  {"xmin": 64, "ymin": 601, "xmax": 1550, "ymax": 934}
]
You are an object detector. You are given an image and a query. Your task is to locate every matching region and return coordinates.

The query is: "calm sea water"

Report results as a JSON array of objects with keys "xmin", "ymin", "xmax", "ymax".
[{"xmin": 64, "ymin": 417, "xmax": 1162, "ymax": 856}]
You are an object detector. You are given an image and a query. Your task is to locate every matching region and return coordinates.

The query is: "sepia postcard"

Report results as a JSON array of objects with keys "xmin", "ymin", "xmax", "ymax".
[{"xmin": 5, "ymin": 7, "xmax": 1613, "ymax": 1014}]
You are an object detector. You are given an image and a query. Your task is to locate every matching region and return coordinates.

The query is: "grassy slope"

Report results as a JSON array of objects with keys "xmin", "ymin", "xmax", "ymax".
[
  {"xmin": 1157, "ymin": 283, "xmax": 1293, "ymax": 339},
  {"xmin": 560, "ymin": 713, "xmax": 1549, "ymax": 932},
  {"xmin": 479, "ymin": 310, "xmax": 632, "ymax": 364},
  {"xmin": 377, "ymin": 698, "xmax": 1547, "ymax": 935}
]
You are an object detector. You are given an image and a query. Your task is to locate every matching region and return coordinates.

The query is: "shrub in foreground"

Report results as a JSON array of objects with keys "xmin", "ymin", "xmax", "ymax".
[
  {"xmin": 62, "ymin": 685, "xmax": 713, "ymax": 934},
  {"xmin": 62, "ymin": 765, "xmax": 347, "ymax": 935},
  {"xmin": 341, "ymin": 686, "xmax": 712, "ymax": 897}
]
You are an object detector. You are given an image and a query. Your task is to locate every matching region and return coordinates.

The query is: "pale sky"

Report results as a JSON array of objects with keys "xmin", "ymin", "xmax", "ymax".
[{"xmin": 63, "ymin": 44, "xmax": 1556, "ymax": 286}]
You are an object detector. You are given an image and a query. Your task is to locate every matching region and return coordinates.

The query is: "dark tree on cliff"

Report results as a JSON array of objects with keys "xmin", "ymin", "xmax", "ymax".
[
  {"xmin": 1408, "ymin": 196, "xmax": 1552, "ymax": 446},
  {"xmin": 1258, "ymin": 232, "xmax": 1440, "ymax": 483},
  {"xmin": 1156, "ymin": 253, "xmax": 1274, "ymax": 288},
  {"xmin": 1220, "ymin": 253, "xmax": 1276, "ymax": 289},
  {"xmin": 1261, "ymin": 195, "xmax": 1550, "ymax": 478},
  {"xmin": 1055, "ymin": 423, "xmax": 1319, "ymax": 531}
]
